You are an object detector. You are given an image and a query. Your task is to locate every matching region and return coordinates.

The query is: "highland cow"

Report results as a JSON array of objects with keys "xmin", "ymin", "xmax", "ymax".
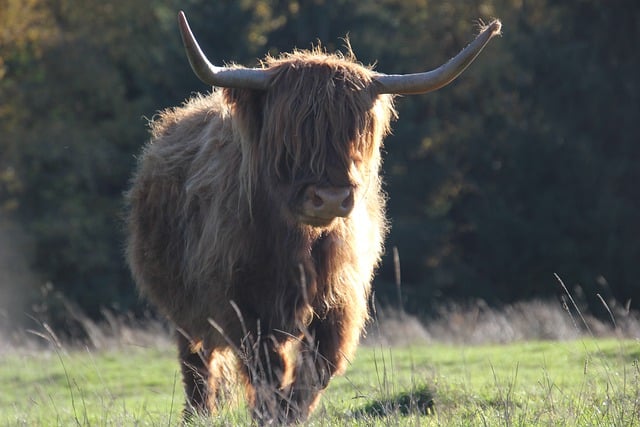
[{"xmin": 126, "ymin": 11, "xmax": 501, "ymax": 424}]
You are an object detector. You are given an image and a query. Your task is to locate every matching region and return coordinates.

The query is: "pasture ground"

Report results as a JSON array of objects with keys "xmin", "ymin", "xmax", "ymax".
[{"xmin": 1, "ymin": 303, "xmax": 639, "ymax": 426}]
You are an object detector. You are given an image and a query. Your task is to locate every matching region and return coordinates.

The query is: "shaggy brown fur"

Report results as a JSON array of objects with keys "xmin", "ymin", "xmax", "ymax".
[{"xmin": 126, "ymin": 48, "xmax": 396, "ymax": 423}]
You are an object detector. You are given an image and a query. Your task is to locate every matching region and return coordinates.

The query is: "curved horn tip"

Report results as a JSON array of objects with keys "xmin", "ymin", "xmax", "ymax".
[
  {"xmin": 177, "ymin": 11, "xmax": 189, "ymax": 37},
  {"xmin": 484, "ymin": 19, "xmax": 502, "ymax": 37},
  {"xmin": 178, "ymin": 11, "xmax": 189, "ymax": 29}
]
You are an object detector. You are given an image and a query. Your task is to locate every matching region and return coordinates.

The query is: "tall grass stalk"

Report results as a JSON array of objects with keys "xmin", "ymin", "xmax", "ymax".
[{"xmin": 2, "ymin": 281, "xmax": 639, "ymax": 425}]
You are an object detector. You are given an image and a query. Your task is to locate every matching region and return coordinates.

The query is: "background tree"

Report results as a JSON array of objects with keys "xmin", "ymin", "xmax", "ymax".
[{"xmin": 1, "ymin": 0, "xmax": 638, "ymax": 331}]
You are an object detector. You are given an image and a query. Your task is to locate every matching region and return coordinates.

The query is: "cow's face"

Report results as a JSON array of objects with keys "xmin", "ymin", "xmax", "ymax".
[{"xmin": 236, "ymin": 59, "xmax": 395, "ymax": 229}]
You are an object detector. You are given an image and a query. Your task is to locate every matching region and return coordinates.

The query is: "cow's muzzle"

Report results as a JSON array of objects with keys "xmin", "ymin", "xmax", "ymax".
[{"xmin": 300, "ymin": 185, "xmax": 355, "ymax": 226}]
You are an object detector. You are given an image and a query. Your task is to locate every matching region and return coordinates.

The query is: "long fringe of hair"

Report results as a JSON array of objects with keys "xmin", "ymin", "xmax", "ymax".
[{"xmin": 129, "ymin": 47, "xmax": 397, "ymax": 346}]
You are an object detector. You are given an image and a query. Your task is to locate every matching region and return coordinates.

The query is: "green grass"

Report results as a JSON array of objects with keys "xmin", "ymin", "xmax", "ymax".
[
  {"xmin": 1, "ymin": 339, "xmax": 638, "ymax": 426},
  {"xmin": 0, "ymin": 345, "xmax": 182, "ymax": 426}
]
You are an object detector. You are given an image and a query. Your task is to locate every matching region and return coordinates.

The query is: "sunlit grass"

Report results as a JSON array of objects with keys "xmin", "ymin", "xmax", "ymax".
[
  {"xmin": 1, "ymin": 337, "xmax": 638, "ymax": 426},
  {"xmin": 324, "ymin": 339, "xmax": 640, "ymax": 426},
  {"xmin": 0, "ymin": 345, "xmax": 182, "ymax": 426}
]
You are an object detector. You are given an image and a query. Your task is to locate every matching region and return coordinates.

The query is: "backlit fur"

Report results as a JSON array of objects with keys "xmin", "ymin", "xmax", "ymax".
[{"xmin": 126, "ymin": 47, "xmax": 396, "ymax": 423}]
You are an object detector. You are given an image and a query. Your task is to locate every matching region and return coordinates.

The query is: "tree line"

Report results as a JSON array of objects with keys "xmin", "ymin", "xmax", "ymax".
[{"xmin": 1, "ymin": 0, "xmax": 638, "ymax": 329}]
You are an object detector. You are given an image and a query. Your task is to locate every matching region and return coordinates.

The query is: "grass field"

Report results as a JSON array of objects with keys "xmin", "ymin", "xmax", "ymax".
[{"xmin": 1, "ymin": 332, "xmax": 638, "ymax": 426}]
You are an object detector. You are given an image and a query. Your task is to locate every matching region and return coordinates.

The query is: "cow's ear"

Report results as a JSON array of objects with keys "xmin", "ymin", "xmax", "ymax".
[{"xmin": 223, "ymin": 88, "xmax": 265, "ymax": 143}]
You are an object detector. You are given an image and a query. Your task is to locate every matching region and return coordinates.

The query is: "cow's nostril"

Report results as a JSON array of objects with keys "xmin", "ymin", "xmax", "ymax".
[
  {"xmin": 341, "ymin": 192, "xmax": 354, "ymax": 210},
  {"xmin": 312, "ymin": 193, "xmax": 324, "ymax": 208}
]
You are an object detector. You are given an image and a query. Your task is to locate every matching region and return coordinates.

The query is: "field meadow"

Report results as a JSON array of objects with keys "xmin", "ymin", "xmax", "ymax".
[{"xmin": 1, "ymin": 301, "xmax": 639, "ymax": 426}]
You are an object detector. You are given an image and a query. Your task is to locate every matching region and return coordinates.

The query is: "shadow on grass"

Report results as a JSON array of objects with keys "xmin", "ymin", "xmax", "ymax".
[{"xmin": 354, "ymin": 386, "xmax": 435, "ymax": 418}]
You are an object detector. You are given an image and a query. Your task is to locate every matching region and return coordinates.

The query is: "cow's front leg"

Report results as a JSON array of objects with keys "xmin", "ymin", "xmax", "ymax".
[
  {"xmin": 285, "ymin": 308, "xmax": 364, "ymax": 422},
  {"xmin": 240, "ymin": 331, "xmax": 294, "ymax": 425},
  {"xmin": 177, "ymin": 333, "xmax": 212, "ymax": 419}
]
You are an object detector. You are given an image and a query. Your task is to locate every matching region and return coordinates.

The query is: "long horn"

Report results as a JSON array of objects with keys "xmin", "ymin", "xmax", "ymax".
[
  {"xmin": 178, "ymin": 11, "xmax": 270, "ymax": 90},
  {"xmin": 374, "ymin": 20, "xmax": 502, "ymax": 95}
]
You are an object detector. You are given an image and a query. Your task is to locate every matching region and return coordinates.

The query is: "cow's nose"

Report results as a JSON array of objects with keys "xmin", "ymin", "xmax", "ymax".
[{"xmin": 303, "ymin": 186, "xmax": 354, "ymax": 219}]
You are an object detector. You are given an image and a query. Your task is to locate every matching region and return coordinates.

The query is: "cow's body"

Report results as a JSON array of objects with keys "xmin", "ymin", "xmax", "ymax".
[
  {"xmin": 126, "ymin": 12, "xmax": 501, "ymax": 424},
  {"xmin": 127, "ymin": 55, "xmax": 393, "ymax": 422}
]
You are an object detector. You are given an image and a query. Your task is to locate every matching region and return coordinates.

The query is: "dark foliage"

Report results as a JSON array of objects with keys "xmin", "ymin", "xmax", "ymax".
[{"xmin": 1, "ymin": 0, "xmax": 638, "ymax": 329}]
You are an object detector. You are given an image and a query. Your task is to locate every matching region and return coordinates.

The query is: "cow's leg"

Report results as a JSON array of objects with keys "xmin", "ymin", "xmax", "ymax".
[
  {"xmin": 240, "ymin": 332, "xmax": 295, "ymax": 425},
  {"xmin": 286, "ymin": 308, "xmax": 363, "ymax": 422},
  {"xmin": 177, "ymin": 333, "xmax": 211, "ymax": 418}
]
